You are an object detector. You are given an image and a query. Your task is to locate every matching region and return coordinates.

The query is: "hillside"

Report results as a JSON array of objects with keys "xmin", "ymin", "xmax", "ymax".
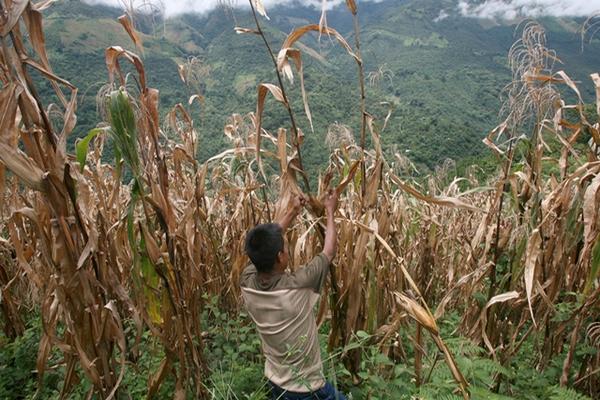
[{"xmin": 38, "ymin": 0, "xmax": 600, "ymax": 174}]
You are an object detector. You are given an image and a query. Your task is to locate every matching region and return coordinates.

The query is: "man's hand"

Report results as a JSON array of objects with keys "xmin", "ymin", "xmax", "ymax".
[
  {"xmin": 323, "ymin": 189, "xmax": 338, "ymax": 216},
  {"xmin": 278, "ymin": 193, "xmax": 308, "ymax": 231},
  {"xmin": 291, "ymin": 193, "xmax": 308, "ymax": 216}
]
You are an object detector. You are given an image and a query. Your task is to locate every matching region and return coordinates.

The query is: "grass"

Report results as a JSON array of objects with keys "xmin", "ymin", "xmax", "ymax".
[{"xmin": 1, "ymin": 310, "xmax": 594, "ymax": 400}]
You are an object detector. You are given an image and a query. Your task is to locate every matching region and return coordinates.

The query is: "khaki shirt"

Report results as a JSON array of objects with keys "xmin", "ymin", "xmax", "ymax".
[{"xmin": 240, "ymin": 253, "xmax": 330, "ymax": 392}]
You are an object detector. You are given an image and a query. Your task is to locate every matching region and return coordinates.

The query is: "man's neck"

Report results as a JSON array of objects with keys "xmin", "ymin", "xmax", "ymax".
[{"xmin": 258, "ymin": 265, "xmax": 284, "ymax": 280}]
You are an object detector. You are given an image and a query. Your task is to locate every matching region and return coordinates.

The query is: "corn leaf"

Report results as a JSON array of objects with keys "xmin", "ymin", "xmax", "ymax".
[{"xmin": 76, "ymin": 128, "xmax": 104, "ymax": 172}]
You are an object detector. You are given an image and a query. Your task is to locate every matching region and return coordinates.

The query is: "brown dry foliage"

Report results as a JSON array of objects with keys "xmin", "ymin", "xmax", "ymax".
[{"xmin": 0, "ymin": 2, "xmax": 600, "ymax": 399}]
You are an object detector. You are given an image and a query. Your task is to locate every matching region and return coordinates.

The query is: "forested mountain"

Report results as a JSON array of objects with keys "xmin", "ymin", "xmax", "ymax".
[{"xmin": 39, "ymin": 0, "xmax": 600, "ymax": 173}]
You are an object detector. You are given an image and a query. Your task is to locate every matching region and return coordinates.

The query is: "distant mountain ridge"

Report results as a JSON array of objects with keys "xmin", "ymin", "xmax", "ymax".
[{"xmin": 39, "ymin": 0, "xmax": 600, "ymax": 173}]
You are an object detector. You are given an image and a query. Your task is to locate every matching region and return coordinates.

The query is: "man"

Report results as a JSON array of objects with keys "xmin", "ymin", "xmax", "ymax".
[{"xmin": 240, "ymin": 190, "xmax": 347, "ymax": 400}]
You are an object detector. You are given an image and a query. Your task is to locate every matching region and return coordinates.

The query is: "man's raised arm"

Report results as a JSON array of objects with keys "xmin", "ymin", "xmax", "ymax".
[{"xmin": 276, "ymin": 194, "xmax": 307, "ymax": 231}]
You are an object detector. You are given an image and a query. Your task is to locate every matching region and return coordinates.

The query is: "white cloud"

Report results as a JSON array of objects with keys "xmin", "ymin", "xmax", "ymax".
[
  {"xmin": 84, "ymin": 0, "xmax": 383, "ymax": 18},
  {"xmin": 434, "ymin": 10, "xmax": 449, "ymax": 22},
  {"xmin": 84, "ymin": 0, "xmax": 600, "ymax": 20},
  {"xmin": 458, "ymin": 0, "xmax": 600, "ymax": 20}
]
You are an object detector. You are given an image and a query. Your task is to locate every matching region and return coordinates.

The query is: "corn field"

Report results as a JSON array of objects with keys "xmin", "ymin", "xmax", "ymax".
[{"xmin": 1, "ymin": 0, "xmax": 600, "ymax": 398}]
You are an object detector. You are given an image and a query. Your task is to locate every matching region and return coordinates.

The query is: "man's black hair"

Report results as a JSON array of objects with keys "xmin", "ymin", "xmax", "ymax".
[{"xmin": 244, "ymin": 223, "xmax": 284, "ymax": 273}]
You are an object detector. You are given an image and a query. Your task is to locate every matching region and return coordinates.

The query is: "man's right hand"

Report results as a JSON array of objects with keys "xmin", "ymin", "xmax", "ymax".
[{"xmin": 324, "ymin": 189, "xmax": 338, "ymax": 216}]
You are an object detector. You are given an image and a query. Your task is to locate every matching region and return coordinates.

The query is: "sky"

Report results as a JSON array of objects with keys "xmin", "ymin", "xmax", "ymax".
[
  {"xmin": 458, "ymin": 0, "xmax": 600, "ymax": 19},
  {"xmin": 84, "ymin": 0, "xmax": 377, "ymax": 17},
  {"xmin": 84, "ymin": 0, "xmax": 600, "ymax": 18}
]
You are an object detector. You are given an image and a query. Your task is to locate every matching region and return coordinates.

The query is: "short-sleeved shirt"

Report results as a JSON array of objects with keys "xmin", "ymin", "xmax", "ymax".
[{"xmin": 240, "ymin": 253, "xmax": 330, "ymax": 392}]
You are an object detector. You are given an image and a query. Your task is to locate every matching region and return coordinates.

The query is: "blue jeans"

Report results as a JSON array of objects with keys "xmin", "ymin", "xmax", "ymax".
[{"xmin": 269, "ymin": 381, "xmax": 347, "ymax": 400}]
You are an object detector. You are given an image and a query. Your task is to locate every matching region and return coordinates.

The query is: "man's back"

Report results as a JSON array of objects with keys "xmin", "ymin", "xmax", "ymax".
[
  {"xmin": 241, "ymin": 191, "xmax": 346, "ymax": 399},
  {"xmin": 240, "ymin": 253, "xmax": 329, "ymax": 392}
]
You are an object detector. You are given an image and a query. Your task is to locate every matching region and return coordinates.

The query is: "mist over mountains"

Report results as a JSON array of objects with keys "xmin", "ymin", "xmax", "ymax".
[{"xmin": 83, "ymin": 0, "xmax": 598, "ymax": 18}]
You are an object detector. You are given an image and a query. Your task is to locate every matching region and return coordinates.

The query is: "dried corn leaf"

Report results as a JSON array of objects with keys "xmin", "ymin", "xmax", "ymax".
[
  {"xmin": 0, "ymin": 0, "xmax": 28, "ymax": 36},
  {"xmin": 77, "ymin": 222, "xmax": 98, "ymax": 269},
  {"xmin": 555, "ymin": 70, "xmax": 584, "ymax": 104},
  {"xmin": 35, "ymin": 333, "xmax": 52, "ymax": 391},
  {"xmin": 335, "ymin": 160, "xmax": 360, "ymax": 195},
  {"xmin": 592, "ymin": 73, "xmax": 600, "ymax": 130},
  {"xmin": 148, "ymin": 357, "xmax": 172, "ymax": 399},
  {"xmin": 483, "ymin": 122, "xmax": 507, "ymax": 156},
  {"xmin": 431, "ymin": 335, "xmax": 470, "ymax": 399},
  {"xmin": 277, "ymin": 48, "xmax": 313, "ymax": 132},
  {"xmin": 55, "ymin": 87, "xmax": 78, "ymax": 172},
  {"xmin": 583, "ymin": 173, "xmax": 600, "ymax": 246},
  {"xmin": 118, "ymin": 14, "xmax": 144, "ymax": 55},
  {"xmin": 281, "ymin": 24, "xmax": 360, "ymax": 64},
  {"xmin": 22, "ymin": 58, "xmax": 76, "ymax": 89},
  {"xmin": 344, "ymin": 214, "xmax": 375, "ymax": 333},
  {"xmin": 255, "ymin": 83, "xmax": 286, "ymax": 179},
  {"xmin": 525, "ymin": 74, "xmax": 563, "ymax": 84},
  {"xmin": 0, "ymin": 142, "xmax": 46, "ymax": 191},
  {"xmin": 364, "ymin": 163, "xmax": 381, "ymax": 208},
  {"xmin": 366, "ymin": 113, "xmax": 383, "ymax": 158},
  {"xmin": 391, "ymin": 174, "xmax": 484, "ymax": 213},
  {"xmin": 480, "ymin": 291, "xmax": 520, "ymax": 358},
  {"xmin": 252, "ymin": 0, "xmax": 269, "ymax": 19},
  {"xmin": 141, "ymin": 87, "xmax": 160, "ymax": 143},
  {"xmin": 0, "ymin": 83, "xmax": 21, "ymax": 140},
  {"xmin": 32, "ymin": 0, "xmax": 57, "ymax": 11},
  {"xmin": 0, "ymin": 164, "xmax": 4, "ymax": 212},
  {"xmin": 22, "ymin": 7, "xmax": 69, "ymax": 108},
  {"xmin": 524, "ymin": 229, "xmax": 542, "ymax": 325},
  {"xmin": 369, "ymin": 228, "xmax": 422, "ymax": 297},
  {"xmin": 105, "ymin": 46, "xmax": 146, "ymax": 89},
  {"xmin": 277, "ymin": 128, "xmax": 287, "ymax": 174},
  {"xmin": 104, "ymin": 301, "xmax": 126, "ymax": 400},
  {"xmin": 72, "ymin": 335, "xmax": 102, "ymax": 387},
  {"xmin": 346, "ymin": 0, "xmax": 357, "ymax": 15}
]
